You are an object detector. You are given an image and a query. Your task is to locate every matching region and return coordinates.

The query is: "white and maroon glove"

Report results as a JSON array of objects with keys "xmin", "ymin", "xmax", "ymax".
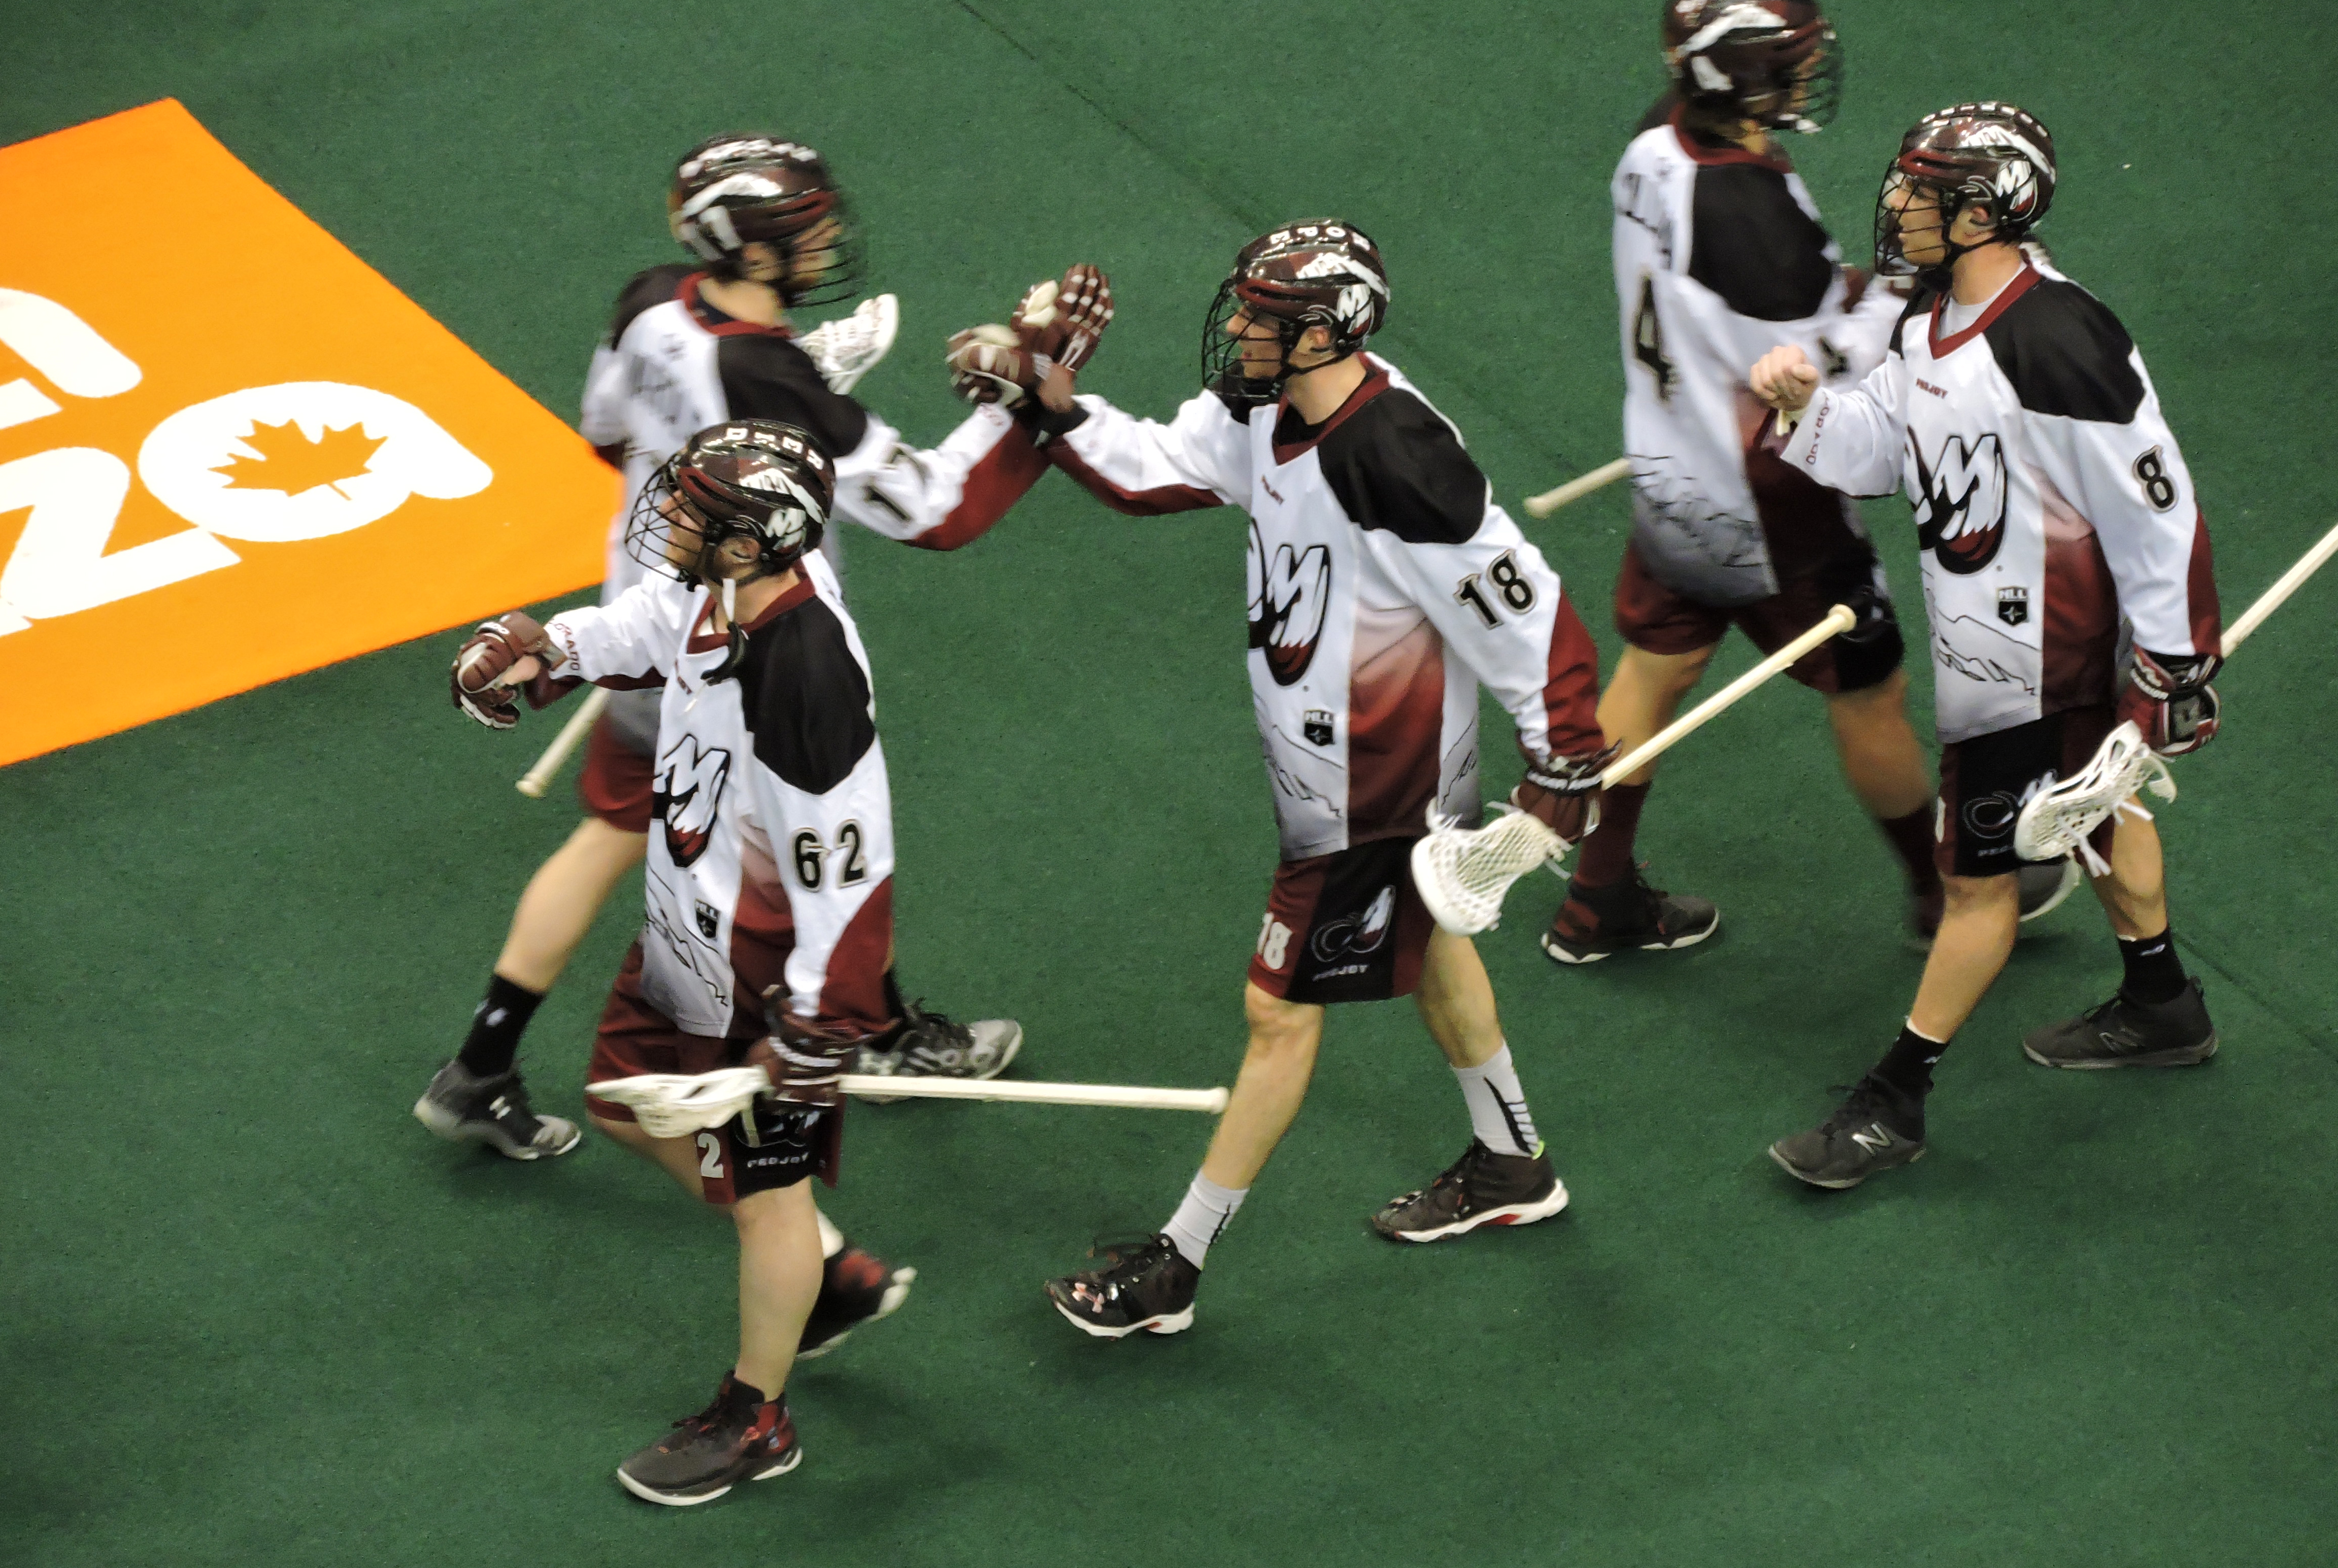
[
  {"xmin": 2121, "ymin": 648, "xmax": 2221, "ymax": 756},
  {"xmin": 450, "ymin": 612, "xmax": 557, "ymax": 730},
  {"xmin": 744, "ymin": 988, "xmax": 865, "ymax": 1109},
  {"xmin": 946, "ymin": 264, "xmax": 1114, "ymax": 409},
  {"xmin": 1510, "ymin": 742, "xmax": 1620, "ymax": 847}
]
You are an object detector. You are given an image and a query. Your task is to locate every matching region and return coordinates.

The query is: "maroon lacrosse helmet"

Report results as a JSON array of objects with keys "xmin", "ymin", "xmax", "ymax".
[
  {"xmin": 1202, "ymin": 219, "xmax": 1391, "ymax": 405},
  {"xmin": 1874, "ymin": 103, "xmax": 2058, "ymax": 286},
  {"xmin": 1662, "ymin": 1, "xmax": 1842, "ymax": 132},
  {"xmin": 668, "ymin": 133, "xmax": 862, "ymax": 306}
]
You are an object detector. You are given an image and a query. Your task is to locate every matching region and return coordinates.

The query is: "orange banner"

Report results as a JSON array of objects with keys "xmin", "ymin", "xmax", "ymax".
[{"xmin": 0, "ymin": 99, "xmax": 613, "ymax": 766}]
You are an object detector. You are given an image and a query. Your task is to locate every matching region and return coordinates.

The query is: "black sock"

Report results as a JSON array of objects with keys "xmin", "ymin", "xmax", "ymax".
[
  {"xmin": 1871, "ymin": 1022, "xmax": 1947, "ymax": 1101},
  {"xmin": 2118, "ymin": 929, "xmax": 2186, "ymax": 1005},
  {"xmin": 863, "ymin": 969, "xmax": 908, "ymax": 1051},
  {"xmin": 456, "ymin": 973, "xmax": 545, "ymax": 1078}
]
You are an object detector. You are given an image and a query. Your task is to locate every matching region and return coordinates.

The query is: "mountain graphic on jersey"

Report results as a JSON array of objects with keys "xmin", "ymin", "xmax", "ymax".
[
  {"xmin": 1310, "ymin": 883, "xmax": 1395, "ymax": 963},
  {"xmin": 1908, "ymin": 429, "xmax": 2008, "ymax": 574},
  {"xmin": 1931, "ymin": 612, "xmax": 2038, "ymax": 695},
  {"xmin": 1248, "ymin": 519, "xmax": 1331, "ymax": 686},
  {"xmin": 652, "ymin": 737, "xmax": 733, "ymax": 867}
]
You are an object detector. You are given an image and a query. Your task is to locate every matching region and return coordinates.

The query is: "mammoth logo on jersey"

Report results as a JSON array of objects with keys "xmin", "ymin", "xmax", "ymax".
[
  {"xmin": 1907, "ymin": 429, "xmax": 2008, "ymax": 574},
  {"xmin": 1247, "ymin": 519, "xmax": 1332, "ymax": 686},
  {"xmin": 652, "ymin": 737, "xmax": 733, "ymax": 867}
]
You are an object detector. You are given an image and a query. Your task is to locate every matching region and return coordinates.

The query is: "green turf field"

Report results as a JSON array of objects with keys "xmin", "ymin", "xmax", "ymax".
[{"xmin": 6, "ymin": 3, "xmax": 2336, "ymax": 1563}]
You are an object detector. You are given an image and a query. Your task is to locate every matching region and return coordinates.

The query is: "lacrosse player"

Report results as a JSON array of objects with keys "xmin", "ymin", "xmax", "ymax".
[
  {"xmin": 1558, "ymin": 1, "xmax": 2077, "ymax": 965},
  {"xmin": 1750, "ymin": 104, "xmax": 2222, "ymax": 1188},
  {"xmin": 984, "ymin": 220, "xmax": 1612, "ymax": 1337},
  {"xmin": 449, "ymin": 421, "xmax": 940, "ymax": 1502},
  {"xmin": 416, "ymin": 134, "xmax": 1085, "ymax": 1164}
]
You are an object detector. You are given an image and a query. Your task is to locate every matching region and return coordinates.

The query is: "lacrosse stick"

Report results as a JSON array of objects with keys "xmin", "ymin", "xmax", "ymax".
[
  {"xmin": 591, "ymin": 1069, "xmax": 1229, "ymax": 1137},
  {"xmin": 1523, "ymin": 458, "xmax": 1631, "ymax": 519},
  {"xmin": 1413, "ymin": 602, "xmax": 1858, "ymax": 933},
  {"xmin": 517, "ymin": 686, "xmax": 608, "ymax": 798},
  {"xmin": 2015, "ymin": 517, "xmax": 2338, "ymax": 868}
]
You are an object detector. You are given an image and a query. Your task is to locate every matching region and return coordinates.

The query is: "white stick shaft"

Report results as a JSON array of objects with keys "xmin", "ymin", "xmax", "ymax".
[
  {"xmin": 839, "ymin": 1075, "xmax": 1228, "ymax": 1113},
  {"xmin": 1601, "ymin": 603, "xmax": 1857, "ymax": 786},
  {"xmin": 516, "ymin": 686, "xmax": 609, "ymax": 798},
  {"xmin": 1523, "ymin": 457, "xmax": 1631, "ymax": 518},
  {"xmin": 2222, "ymin": 519, "xmax": 2338, "ymax": 657}
]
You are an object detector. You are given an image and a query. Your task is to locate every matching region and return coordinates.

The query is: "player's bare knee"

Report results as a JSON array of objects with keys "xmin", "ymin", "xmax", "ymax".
[
  {"xmin": 1941, "ymin": 872, "xmax": 2020, "ymax": 917},
  {"xmin": 1241, "ymin": 984, "xmax": 1320, "ymax": 1061}
]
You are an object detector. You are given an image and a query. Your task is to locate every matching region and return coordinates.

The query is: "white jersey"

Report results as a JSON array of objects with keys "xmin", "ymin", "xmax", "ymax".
[
  {"xmin": 1777, "ymin": 258, "xmax": 2221, "ymax": 744},
  {"xmin": 579, "ymin": 265, "xmax": 1048, "ymax": 597},
  {"xmin": 575, "ymin": 265, "xmax": 1050, "ymax": 754},
  {"xmin": 537, "ymin": 553, "xmax": 895, "ymax": 1039},
  {"xmin": 1045, "ymin": 355, "xmax": 1605, "ymax": 861},
  {"xmin": 1612, "ymin": 102, "xmax": 1905, "ymax": 602}
]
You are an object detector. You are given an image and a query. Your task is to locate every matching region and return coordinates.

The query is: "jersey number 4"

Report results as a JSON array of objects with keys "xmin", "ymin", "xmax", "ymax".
[{"xmin": 1632, "ymin": 276, "xmax": 1677, "ymax": 404}]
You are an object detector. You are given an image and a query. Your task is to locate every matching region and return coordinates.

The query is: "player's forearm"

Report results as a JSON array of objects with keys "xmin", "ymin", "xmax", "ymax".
[{"xmin": 1046, "ymin": 393, "xmax": 1234, "ymax": 516}]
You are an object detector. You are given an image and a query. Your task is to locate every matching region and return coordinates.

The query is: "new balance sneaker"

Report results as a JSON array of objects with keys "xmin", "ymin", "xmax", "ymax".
[
  {"xmin": 1541, "ymin": 874, "xmax": 1719, "ymax": 965},
  {"xmin": 1045, "ymin": 1234, "xmax": 1198, "ymax": 1339},
  {"xmin": 795, "ymin": 294, "xmax": 899, "ymax": 396},
  {"xmin": 2022, "ymin": 977, "xmax": 2218, "ymax": 1069},
  {"xmin": 413, "ymin": 1059, "xmax": 580, "ymax": 1160},
  {"xmin": 795, "ymin": 1244, "xmax": 917, "ymax": 1360},
  {"xmin": 1908, "ymin": 859, "xmax": 2084, "ymax": 949},
  {"xmin": 851, "ymin": 1000, "xmax": 1022, "ymax": 1102},
  {"xmin": 1767, "ymin": 1075, "xmax": 1926, "ymax": 1189},
  {"xmin": 1371, "ymin": 1139, "xmax": 1570, "ymax": 1241},
  {"xmin": 616, "ymin": 1374, "xmax": 800, "ymax": 1507}
]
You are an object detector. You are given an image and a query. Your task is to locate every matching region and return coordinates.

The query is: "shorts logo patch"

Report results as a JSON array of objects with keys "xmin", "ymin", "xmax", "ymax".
[
  {"xmin": 1309, "ymin": 884, "xmax": 1395, "ymax": 965},
  {"xmin": 1996, "ymin": 585, "xmax": 2029, "ymax": 627},
  {"xmin": 1303, "ymin": 709, "xmax": 1335, "ymax": 747},
  {"xmin": 1960, "ymin": 791, "xmax": 2021, "ymax": 840}
]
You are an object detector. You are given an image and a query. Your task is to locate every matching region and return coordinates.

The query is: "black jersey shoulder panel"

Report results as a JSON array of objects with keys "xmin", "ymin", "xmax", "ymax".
[
  {"xmin": 737, "ymin": 596, "xmax": 877, "ymax": 795},
  {"xmin": 609, "ymin": 264, "xmax": 694, "ymax": 345},
  {"xmin": 1983, "ymin": 277, "xmax": 2145, "ymax": 423},
  {"xmin": 1687, "ymin": 163, "xmax": 1833, "ymax": 322},
  {"xmin": 1315, "ymin": 389, "xmax": 1487, "ymax": 546},
  {"xmin": 714, "ymin": 334, "xmax": 872, "ymax": 461},
  {"xmin": 1887, "ymin": 287, "xmax": 1935, "ymax": 356}
]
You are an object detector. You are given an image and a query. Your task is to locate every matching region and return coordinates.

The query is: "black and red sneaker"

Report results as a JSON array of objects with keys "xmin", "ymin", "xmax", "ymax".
[
  {"xmin": 1541, "ymin": 873, "xmax": 1718, "ymax": 965},
  {"xmin": 1045, "ymin": 1234, "xmax": 1198, "ymax": 1339},
  {"xmin": 796, "ymin": 1243, "xmax": 917, "ymax": 1360},
  {"xmin": 616, "ymin": 1374, "xmax": 800, "ymax": 1506}
]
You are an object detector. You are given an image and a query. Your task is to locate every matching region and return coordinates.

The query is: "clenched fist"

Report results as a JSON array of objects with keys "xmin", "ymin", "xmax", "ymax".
[
  {"xmin": 451, "ymin": 612, "xmax": 556, "ymax": 730},
  {"xmin": 1749, "ymin": 344, "xmax": 1821, "ymax": 416}
]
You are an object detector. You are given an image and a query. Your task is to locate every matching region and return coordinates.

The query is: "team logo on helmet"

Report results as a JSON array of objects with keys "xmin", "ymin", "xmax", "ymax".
[
  {"xmin": 1908, "ymin": 430, "xmax": 2008, "ymax": 574},
  {"xmin": 652, "ymin": 737, "xmax": 733, "ymax": 867}
]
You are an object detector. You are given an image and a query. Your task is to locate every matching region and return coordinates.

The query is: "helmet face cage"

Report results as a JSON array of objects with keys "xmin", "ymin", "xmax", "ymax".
[
  {"xmin": 622, "ymin": 425, "xmax": 833, "ymax": 587},
  {"xmin": 1872, "ymin": 104, "xmax": 2056, "ymax": 285},
  {"xmin": 669, "ymin": 136, "xmax": 865, "ymax": 309},
  {"xmin": 1199, "ymin": 220, "xmax": 1390, "ymax": 406},
  {"xmin": 1667, "ymin": 4, "xmax": 1842, "ymax": 133}
]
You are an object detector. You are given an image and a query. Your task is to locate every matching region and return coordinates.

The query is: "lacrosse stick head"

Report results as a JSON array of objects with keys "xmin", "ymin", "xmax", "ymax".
[
  {"xmin": 2013, "ymin": 720, "xmax": 2177, "ymax": 870},
  {"xmin": 589, "ymin": 1068, "xmax": 767, "ymax": 1140},
  {"xmin": 1410, "ymin": 807, "xmax": 1567, "ymax": 936}
]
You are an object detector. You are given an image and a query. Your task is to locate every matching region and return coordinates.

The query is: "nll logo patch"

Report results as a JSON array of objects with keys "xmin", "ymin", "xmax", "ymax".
[
  {"xmin": 1303, "ymin": 708, "xmax": 1335, "ymax": 747},
  {"xmin": 1996, "ymin": 585, "xmax": 2029, "ymax": 627}
]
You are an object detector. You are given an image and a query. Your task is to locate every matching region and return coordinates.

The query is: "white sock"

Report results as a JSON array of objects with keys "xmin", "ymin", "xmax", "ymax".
[
  {"xmin": 1454, "ymin": 1044, "xmax": 1541, "ymax": 1158},
  {"xmin": 1162, "ymin": 1172, "xmax": 1247, "ymax": 1268},
  {"xmin": 816, "ymin": 1207, "xmax": 844, "ymax": 1260}
]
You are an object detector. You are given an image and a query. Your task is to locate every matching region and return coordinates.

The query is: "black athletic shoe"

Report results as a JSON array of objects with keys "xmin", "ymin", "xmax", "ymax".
[
  {"xmin": 1768, "ymin": 1075, "xmax": 1927, "ymax": 1190},
  {"xmin": 851, "ymin": 1000, "xmax": 1022, "ymax": 1102},
  {"xmin": 616, "ymin": 1374, "xmax": 800, "ymax": 1507},
  {"xmin": 2022, "ymin": 977, "xmax": 2218, "ymax": 1069},
  {"xmin": 413, "ymin": 1059, "xmax": 580, "ymax": 1160},
  {"xmin": 796, "ymin": 1243, "xmax": 916, "ymax": 1360},
  {"xmin": 1045, "ymin": 1234, "xmax": 1198, "ymax": 1339},
  {"xmin": 1541, "ymin": 874, "xmax": 1719, "ymax": 965},
  {"xmin": 1371, "ymin": 1138, "xmax": 1569, "ymax": 1241}
]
